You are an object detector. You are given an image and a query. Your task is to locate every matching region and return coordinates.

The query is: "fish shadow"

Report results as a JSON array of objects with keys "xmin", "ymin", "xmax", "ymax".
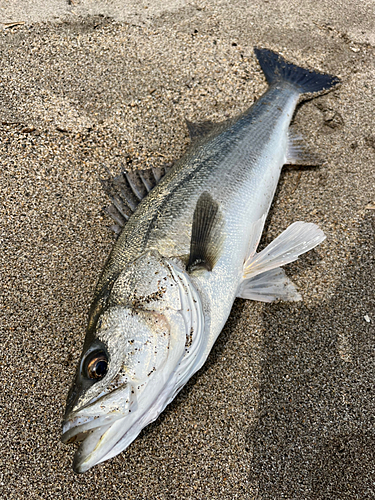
[{"xmin": 246, "ymin": 213, "xmax": 375, "ymax": 499}]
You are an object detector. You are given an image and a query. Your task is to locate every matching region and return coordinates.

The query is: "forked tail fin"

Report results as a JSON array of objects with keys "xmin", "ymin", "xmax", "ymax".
[{"xmin": 254, "ymin": 47, "xmax": 340, "ymax": 94}]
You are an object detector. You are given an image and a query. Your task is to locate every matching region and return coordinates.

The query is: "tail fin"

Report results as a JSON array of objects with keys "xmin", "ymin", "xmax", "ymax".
[{"xmin": 254, "ymin": 47, "xmax": 340, "ymax": 94}]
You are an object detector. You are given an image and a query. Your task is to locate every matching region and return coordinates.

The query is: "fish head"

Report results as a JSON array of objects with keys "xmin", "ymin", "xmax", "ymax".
[{"xmin": 62, "ymin": 250, "xmax": 204, "ymax": 473}]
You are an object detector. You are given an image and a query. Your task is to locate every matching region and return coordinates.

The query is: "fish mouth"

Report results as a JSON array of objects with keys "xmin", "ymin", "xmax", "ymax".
[
  {"xmin": 62, "ymin": 412, "xmax": 126, "ymax": 473},
  {"xmin": 61, "ymin": 412, "xmax": 121, "ymax": 444}
]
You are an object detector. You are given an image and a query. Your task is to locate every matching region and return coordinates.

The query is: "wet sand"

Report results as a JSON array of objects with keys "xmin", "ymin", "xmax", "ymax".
[{"xmin": 1, "ymin": 1, "xmax": 374, "ymax": 498}]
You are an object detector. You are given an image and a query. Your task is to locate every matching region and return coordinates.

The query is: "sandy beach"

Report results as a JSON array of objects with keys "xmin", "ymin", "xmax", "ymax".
[{"xmin": 1, "ymin": 1, "xmax": 374, "ymax": 498}]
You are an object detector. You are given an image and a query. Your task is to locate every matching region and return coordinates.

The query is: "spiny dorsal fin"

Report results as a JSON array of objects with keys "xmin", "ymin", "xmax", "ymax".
[
  {"xmin": 101, "ymin": 165, "xmax": 171, "ymax": 235},
  {"xmin": 187, "ymin": 192, "xmax": 225, "ymax": 273},
  {"xmin": 286, "ymin": 127, "xmax": 322, "ymax": 166}
]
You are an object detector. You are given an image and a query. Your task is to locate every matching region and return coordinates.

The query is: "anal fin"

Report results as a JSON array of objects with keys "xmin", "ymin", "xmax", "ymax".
[
  {"xmin": 286, "ymin": 128, "xmax": 322, "ymax": 166},
  {"xmin": 187, "ymin": 192, "xmax": 225, "ymax": 273},
  {"xmin": 238, "ymin": 268, "xmax": 301, "ymax": 303}
]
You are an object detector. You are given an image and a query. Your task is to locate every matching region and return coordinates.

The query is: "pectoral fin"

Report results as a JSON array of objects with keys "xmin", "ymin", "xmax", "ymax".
[
  {"xmin": 187, "ymin": 192, "xmax": 225, "ymax": 273},
  {"xmin": 240, "ymin": 221, "xmax": 325, "ymax": 302}
]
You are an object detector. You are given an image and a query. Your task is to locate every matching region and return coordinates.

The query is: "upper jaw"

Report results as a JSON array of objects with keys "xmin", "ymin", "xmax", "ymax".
[{"xmin": 61, "ymin": 411, "xmax": 123, "ymax": 445}]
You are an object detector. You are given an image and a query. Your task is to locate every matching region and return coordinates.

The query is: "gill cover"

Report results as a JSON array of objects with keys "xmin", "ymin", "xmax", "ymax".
[{"xmin": 62, "ymin": 250, "xmax": 205, "ymax": 473}]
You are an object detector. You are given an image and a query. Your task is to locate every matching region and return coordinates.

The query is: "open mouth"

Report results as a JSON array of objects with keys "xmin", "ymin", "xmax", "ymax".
[
  {"xmin": 62, "ymin": 403, "xmax": 156, "ymax": 473},
  {"xmin": 62, "ymin": 411, "xmax": 127, "ymax": 473},
  {"xmin": 62, "ymin": 412, "xmax": 121, "ymax": 443}
]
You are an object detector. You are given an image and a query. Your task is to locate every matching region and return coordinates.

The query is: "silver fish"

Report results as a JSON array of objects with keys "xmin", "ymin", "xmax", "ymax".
[{"xmin": 61, "ymin": 48, "xmax": 339, "ymax": 473}]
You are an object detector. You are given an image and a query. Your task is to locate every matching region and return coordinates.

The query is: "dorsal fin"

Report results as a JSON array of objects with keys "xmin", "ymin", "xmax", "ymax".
[
  {"xmin": 187, "ymin": 192, "xmax": 225, "ymax": 273},
  {"xmin": 101, "ymin": 165, "xmax": 171, "ymax": 235}
]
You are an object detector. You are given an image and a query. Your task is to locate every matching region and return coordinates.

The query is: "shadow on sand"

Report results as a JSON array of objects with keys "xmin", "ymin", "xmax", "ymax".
[{"xmin": 247, "ymin": 213, "xmax": 375, "ymax": 499}]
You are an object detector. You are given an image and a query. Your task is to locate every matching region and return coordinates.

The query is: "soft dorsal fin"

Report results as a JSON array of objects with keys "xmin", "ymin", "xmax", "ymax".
[
  {"xmin": 185, "ymin": 119, "xmax": 218, "ymax": 141},
  {"xmin": 187, "ymin": 192, "xmax": 225, "ymax": 273},
  {"xmin": 101, "ymin": 165, "xmax": 171, "ymax": 235}
]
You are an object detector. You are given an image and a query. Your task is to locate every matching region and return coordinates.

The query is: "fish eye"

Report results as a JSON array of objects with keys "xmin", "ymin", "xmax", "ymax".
[{"xmin": 84, "ymin": 351, "xmax": 108, "ymax": 380}]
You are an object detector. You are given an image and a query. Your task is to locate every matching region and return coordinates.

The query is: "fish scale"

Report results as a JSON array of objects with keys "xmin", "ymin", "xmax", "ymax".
[{"xmin": 96, "ymin": 86, "xmax": 297, "ymax": 300}]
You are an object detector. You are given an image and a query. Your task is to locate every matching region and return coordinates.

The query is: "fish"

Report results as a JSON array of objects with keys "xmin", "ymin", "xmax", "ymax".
[{"xmin": 61, "ymin": 48, "xmax": 339, "ymax": 473}]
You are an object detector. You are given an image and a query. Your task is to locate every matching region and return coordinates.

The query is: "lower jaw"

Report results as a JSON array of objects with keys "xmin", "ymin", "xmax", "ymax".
[{"xmin": 70, "ymin": 422, "xmax": 116, "ymax": 474}]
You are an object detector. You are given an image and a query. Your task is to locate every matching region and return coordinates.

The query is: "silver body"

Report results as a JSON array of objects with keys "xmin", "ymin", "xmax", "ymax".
[{"xmin": 62, "ymin": 81, "xmax": 307, "ymax": 472}]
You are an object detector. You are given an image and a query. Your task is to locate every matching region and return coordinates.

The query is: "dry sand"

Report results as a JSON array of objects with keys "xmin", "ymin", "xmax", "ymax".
[{"xmin": 1, "ymin": 1, "xmax": 374, "ymax": 498}]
